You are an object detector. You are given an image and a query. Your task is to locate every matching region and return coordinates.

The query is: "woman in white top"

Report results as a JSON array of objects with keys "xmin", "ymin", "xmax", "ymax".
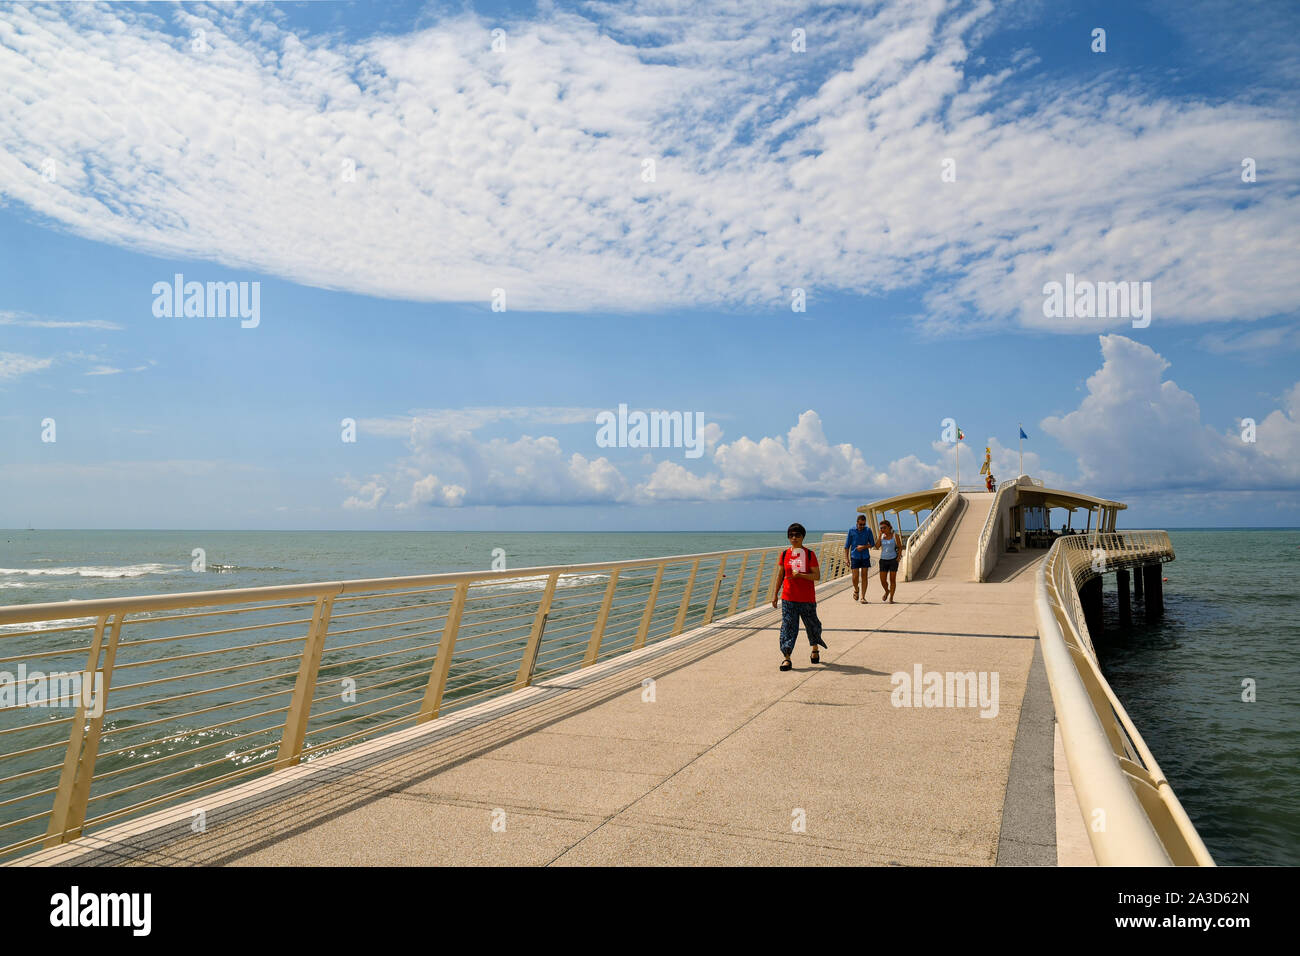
[{"xmin": 877, "ymin": 519, "xmax": 904, "ymax": 603}]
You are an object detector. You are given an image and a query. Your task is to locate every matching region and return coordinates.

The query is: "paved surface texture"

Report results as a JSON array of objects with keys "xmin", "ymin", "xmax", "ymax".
[{"xmin": 34, "ymin": 528, "xmax": 1061, "ymax": 867}]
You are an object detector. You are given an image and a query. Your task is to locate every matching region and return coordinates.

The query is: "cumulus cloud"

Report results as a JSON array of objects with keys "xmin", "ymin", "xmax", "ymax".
[
  {"xmin": 0, "ymin": 2, "xmax": 1295, "ymax": 328},
  {"xmin": 366, "ymin": 406, "xmax": 962, "ymax": 509},
  {"xmin": 341, "ymin": 475, "xmax": 388, "ymax": 511},
  {"xmin": 381, "ymin": 420, "xmax": 633, "ymax": 508},
  {"xmin": 1041, "ymin": 335, "xmax": 1300, "ymax": 492}
]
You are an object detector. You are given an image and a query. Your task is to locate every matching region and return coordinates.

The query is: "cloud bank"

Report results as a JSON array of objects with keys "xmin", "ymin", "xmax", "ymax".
[
  {"xmin": 1, "ymin": 1, "xmax": 1297, "ymax": 329},
  {"xmin": 346, "ymin": 335, "xmax": 1298, "ymax": 509}
]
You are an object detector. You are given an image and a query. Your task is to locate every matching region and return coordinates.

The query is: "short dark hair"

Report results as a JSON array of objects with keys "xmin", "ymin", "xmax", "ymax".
[
  {"xmin": 786, "ymin": 522, "xmax": 806, "ymax": 537},
  {"xmin": 856, "ymin": 514, "xmax": 866, "ymax": 521}
]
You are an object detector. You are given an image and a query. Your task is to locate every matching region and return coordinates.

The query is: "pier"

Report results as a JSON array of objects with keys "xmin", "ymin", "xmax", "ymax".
[{"xmin": 0, "ymin": 477, "xmax": 1212, "ymax": 866}]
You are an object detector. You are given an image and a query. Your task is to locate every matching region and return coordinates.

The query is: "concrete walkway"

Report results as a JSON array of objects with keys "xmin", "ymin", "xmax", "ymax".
[{"xmin": 32, "ymin": 539, "xmax": 1064, "ymax": 867}]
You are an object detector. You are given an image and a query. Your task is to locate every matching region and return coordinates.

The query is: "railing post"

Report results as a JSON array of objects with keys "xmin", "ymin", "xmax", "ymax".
[
  {"xmin": 634, "ymin": 562, "xmax": 665, "ymax": 649},
  {"xmin": 45, "ymin": 612, "xmax": 120, "ymax": 846},
  {"xmin": 748, "ymin": 551, "xmax": 770, "ymax": 609},
  {"xmin": 275, "ymin": 594, "xmax": 335, "ymax": 770},
  {"xmin": 515, "ymin": 571, "xmax": 560, "ymax": 688},
  {"xmin": 726, "ymin": 552, "xmax": 750, "ymax": 617},
  {"xmin": 703, "ymin": 556, "xmax": 727, "ymax": 625},
  {"xmin": 583, "ymin": 569, "xmax": 620, "ymax": 667},
  {"xmin": 419, "ymin": 582, "xmax": 468, "ymax": 721},
  {"xmin": 671, "ymin": 558, "xmax": 701, "ymax": 636}
]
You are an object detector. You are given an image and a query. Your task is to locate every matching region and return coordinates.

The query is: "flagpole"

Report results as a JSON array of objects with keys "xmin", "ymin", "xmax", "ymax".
[{"xmin": 1018, "ymin": 422, "xmax": 1023, "ymax": 477}]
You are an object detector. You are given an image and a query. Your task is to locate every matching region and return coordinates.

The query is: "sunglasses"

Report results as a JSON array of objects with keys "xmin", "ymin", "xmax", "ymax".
[{"xmin": 787, "ymin": 532, "xmax": 804, "ymax": 538}]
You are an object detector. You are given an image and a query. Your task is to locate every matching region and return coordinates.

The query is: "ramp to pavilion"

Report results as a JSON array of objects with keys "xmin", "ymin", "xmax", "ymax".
[{"xmin": 911, "ymin": 492, "xmax": 994, "ymax": 581}]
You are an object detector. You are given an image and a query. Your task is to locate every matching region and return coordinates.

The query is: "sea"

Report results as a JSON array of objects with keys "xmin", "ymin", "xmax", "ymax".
[{"xmin": 1, "ymin": 528, "xmax": 1296, "ymax": 865}]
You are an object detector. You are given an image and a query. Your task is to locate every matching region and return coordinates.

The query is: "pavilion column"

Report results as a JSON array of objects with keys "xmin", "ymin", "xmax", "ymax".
[{"xmin": 1116, "ymin": 568, "xmax": 1131, "ymax": 627}]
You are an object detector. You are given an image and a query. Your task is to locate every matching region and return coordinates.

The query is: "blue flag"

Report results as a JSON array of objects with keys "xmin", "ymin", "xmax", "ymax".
[{"xmin": 1019, "ymin": 427, "xmax": 1029, "ymax": 440}]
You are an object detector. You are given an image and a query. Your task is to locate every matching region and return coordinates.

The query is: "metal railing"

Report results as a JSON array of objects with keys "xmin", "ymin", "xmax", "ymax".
[
  {"xmin": 0, "ymin": 539, "xmax": 850, "ymax": 861},
  {"xmin": 1035, "ymin": 531, "xmax": 1214, "ymax": 865},
  {"xmin": 974, "ymin": 478, "xmax": 1019, "ymax": 582},
  {"xmin": 899, "ymin": 484, "xmax": 958, "ymax": 581}
]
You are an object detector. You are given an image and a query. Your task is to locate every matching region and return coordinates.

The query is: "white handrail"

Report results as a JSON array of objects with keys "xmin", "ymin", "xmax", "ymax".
[
  {"xmin": 974, "ymin": 478, "xmax": 1018, "ymax": 582},
  {"xmin": 899, "ymin": 484, "xmax": 958, "ymax": 581},
  {"xmin": 1036, "ymin": 531, "xmax": 1214, "ymax": 865}
]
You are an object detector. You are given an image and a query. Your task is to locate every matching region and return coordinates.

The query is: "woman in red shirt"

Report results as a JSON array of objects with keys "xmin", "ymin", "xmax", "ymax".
[{"xmin": 770, "ymin": 523, "xmax": 828, "ymax": 671}]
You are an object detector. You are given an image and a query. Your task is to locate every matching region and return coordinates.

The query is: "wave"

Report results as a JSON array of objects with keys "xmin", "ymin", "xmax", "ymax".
[
  {"xmin": 0, "ymin": 563, "xmax": 180, "ymax": 579},
  {"xmin": 471, "ymin": 572, "xmax": 611, "ymax": 594},
  {"xmin": 0, "ymin": 615, "xmax": 97, "ymax": 634},
  {"xmin": 202, "ymin": 565, "xmax": 295, "ymax": 573}
]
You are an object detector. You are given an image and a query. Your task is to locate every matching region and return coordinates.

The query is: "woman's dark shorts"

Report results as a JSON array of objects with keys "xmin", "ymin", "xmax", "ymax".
[{"xmin": 879, "ymin": 558, "xmax": 899, "ymax": 573}]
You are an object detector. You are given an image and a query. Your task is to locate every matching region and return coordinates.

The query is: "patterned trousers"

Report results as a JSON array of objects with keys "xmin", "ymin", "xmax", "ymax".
[{"xmin": 780, "ymin": 600, "xmax": 825, "ymax": 656}]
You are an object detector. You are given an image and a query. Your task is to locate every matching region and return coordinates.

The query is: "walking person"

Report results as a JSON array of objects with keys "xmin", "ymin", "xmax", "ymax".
[
  {"xmin": 877, "ymin": 519, "xmax": 903, "ymax": 603},
  {"xmin": 844, "ymin": 513, "xmax": 875, "ymax": 603},
  {"xmin": 770, "ymin": 523, "xmax": 828, "ymax": 671}
]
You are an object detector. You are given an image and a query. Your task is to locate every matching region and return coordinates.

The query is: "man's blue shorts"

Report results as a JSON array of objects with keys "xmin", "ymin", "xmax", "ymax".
[{"xmin": 850, "ymin": 557, "xmax": 871, "ymax": 569}]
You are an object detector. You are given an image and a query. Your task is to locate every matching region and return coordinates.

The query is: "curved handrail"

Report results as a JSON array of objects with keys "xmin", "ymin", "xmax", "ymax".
[
  {"xmin": 1036, "ymin": 531, "xmax": 1214, "ymax": 865},
  {"xmin": 974, "ymin": 478, "xmax": 1019, "ymax": 582},
  {"xmin": 899, "ymin": 483, "xmax": 958, "ymax": 581}
]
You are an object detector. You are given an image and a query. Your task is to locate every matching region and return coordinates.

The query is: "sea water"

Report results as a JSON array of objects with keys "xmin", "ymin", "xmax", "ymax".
[{"xmin": 1, "ymin": 528, "xmax": 1295, "ymax": 864}]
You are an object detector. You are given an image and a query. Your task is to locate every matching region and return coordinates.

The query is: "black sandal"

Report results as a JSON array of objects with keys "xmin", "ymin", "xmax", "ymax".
[
  {"xmin": 810, "ymin": 649, "xmax": 820, "ymax": 664},
  {"xmin": 780, "ymin": 659, "xmax": 792, "ymax": 671}
]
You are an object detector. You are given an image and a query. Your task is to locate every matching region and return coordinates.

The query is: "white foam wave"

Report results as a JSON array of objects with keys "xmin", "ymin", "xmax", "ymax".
[
  {"xmin": 0, "ymin": 563, "xmax": 179, "ymax": 579},
  {"xmin": 473, "ymin": 572, "xmax": 610, "ymax": 594},
  {"xmin": 0, "ymin": 615, "xmax": 97, "ymax": 634}
]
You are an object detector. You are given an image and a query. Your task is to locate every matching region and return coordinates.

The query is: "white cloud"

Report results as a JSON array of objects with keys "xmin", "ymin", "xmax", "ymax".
[
  {"xmin": 0, "ymin": 352, "xmax": 54, "ymax": 381},
  {"xmin": 341, "ymin": 475, "xmax": 388, "ymax": 511},
  {"xmin": 361, "ymin": 407, "xmax": 603, "ymax": 441},
  {"xmin": 361, "ymin": 405, "xmax": 965, "ymax": 508},
  {"xmin": 1041, "ymin": 335, "xmax": 1300, "ymax": 492},
  {"xmin": 0, "ymin": 2, "xmax": 1295, "ymax": 329},
  {"xmin": 0, "ymin": 311, "xmax": 122, "ymax": 330},
  {"xmin": 1199, "ymin": 324, "xmax": 1300, "ymax": 355}
]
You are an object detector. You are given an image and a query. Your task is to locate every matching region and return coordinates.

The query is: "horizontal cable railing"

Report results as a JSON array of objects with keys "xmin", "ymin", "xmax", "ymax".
[
  {"xmin": 1035, "ymin": 531, "xmax": 1214, "ymax": 865},
  {"xmin": 0, "ymin": 541, "xmax": 850, "ymax": 861}
]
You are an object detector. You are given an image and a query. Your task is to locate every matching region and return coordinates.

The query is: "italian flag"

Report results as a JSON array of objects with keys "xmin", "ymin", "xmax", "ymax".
[{"xmin": 957, "ymin": 426, "xmax": 965, "ymax": 440}]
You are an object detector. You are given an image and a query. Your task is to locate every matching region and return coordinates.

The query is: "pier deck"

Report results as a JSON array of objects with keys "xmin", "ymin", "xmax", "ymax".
[{"xmin": 26, "ymin": 542, "xmax": 1076, "ymax": 867}]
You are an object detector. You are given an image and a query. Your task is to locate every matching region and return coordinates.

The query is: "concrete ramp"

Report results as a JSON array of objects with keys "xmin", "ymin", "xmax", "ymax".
[{"xmin": 914, "ymin": 492, "xmax": 994, "ymax": 582}]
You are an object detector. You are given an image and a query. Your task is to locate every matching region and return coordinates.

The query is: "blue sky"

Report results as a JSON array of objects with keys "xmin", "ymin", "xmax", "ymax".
[{"xmin": 2, "ymin": 0, "xmax": 1298, "ymax": 530}]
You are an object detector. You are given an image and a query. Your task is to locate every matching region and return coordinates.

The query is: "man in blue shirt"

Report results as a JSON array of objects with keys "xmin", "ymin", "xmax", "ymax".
[{"xmin": 844, "ymin": 514, "xmax": 876, "ymax": 603}]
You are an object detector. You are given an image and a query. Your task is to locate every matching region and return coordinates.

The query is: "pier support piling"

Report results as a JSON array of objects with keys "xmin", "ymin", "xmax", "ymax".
[
  {"xmin": 1142, "ymin": 564, "xmax": 1163, "ymax": 620},
  {"xmin": 1134, "ymin": 564, "xmax": 1144, "ymax": 598},
  {"xmin": 1081, "ymin": 576, "xmax": 1103, "ymax": 638},
  {"xmin": 1117, "ymin": 568, "xmax": 1131, "ymax": 627}
]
